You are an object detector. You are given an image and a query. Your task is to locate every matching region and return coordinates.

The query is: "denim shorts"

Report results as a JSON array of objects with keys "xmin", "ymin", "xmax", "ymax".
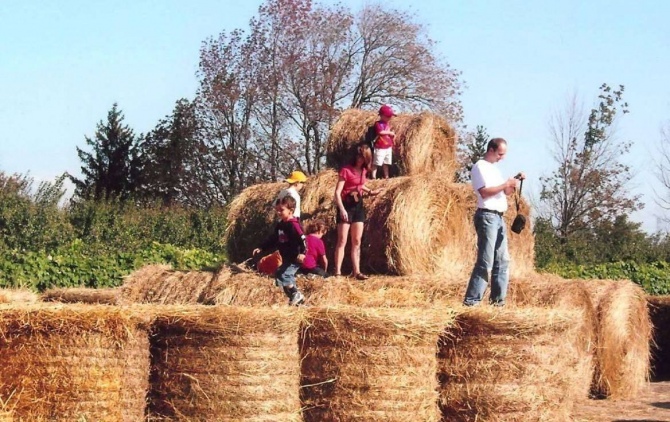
[{"xmin": 336, "ymin": 199, "xmax": 365, "ymax": 224}]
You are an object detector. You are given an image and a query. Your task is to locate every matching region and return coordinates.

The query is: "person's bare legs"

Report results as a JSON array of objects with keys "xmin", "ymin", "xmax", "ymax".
[
  {"xmin": 382, "ymin": 164, "xmax": 390, "ymax": 179},
  {"xmin": 371, "ymin": 165, "xmax": 378, "ymax": 179},
  {"xmin": 350, "ymin": 222, "xmax": 365, "ymax": 275},
  {"xmin": 334, "ymin": 222, "xmax": 350, "ymax": 275}
]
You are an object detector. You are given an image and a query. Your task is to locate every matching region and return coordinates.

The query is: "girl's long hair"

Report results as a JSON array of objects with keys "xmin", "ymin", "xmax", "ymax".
[{"xmin": 350, "ymin": 142, "xmax": 372, "ymax": 172}]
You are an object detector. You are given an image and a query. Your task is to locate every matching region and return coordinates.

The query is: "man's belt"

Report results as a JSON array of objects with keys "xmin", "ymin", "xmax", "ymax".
[{"xmin": 478, "ymin": 208, "xmax": 504, "ymax": 216}]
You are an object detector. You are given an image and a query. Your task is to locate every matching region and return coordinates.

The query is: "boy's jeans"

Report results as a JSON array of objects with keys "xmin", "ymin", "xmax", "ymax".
[
  {"xmin": 463, "ymin": 210, "xmax": 510, "ymax": 306},
  {"xmin": 275, "ymin": 262, "xmax": 300, "ymax": 287}
]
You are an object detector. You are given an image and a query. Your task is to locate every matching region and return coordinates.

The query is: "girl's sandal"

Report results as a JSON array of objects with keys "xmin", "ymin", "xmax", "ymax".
[{"xmin": 354, "ymin": 273, "xmax": 369, "ymax": 281}]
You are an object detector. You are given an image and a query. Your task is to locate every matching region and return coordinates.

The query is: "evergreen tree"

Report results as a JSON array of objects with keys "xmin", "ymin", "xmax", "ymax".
[
  {"xmin": 70, "ymin": 103, "xmax": 142, "ymax": 201},
  {"xmin": 456, "ymin": 125, "xmax": 489, "ymax": 182}
]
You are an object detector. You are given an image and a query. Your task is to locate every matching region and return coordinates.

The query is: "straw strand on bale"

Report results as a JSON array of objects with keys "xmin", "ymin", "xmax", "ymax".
[
  {"xmin": 41, "ymin": 287, "xmax": 119, "ymax": 304},
  {"xmin": 326, "ymin": 109, "xmax": 458, "ymax": 176},
  {"xmin": 0, "ymin": 304, "xmax": 151, "ymax": 421},
  {"xmin": 438, "ymin": 307, "xmax": 593, "ymax": 422},
  {"xmin": 300, "ymin": 306, "xmax": 451, "ymax": 422},
  {"xmin": 148, "ymin": 306, "xmax": 302, "ymax": 421}
]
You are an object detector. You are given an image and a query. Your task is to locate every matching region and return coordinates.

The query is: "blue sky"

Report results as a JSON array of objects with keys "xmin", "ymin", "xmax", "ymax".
[{"xmin": 1, "ymin": 1, "xmax": 668, "ymax": 230}]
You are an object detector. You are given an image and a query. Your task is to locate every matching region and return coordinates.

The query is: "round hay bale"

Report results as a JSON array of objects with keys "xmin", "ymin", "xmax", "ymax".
[
  {"xmin": 0, "ymin": 289, "xmax": 38, "ymax": 304},
  {"xmin": 300, "ymin": 306, "xmax": 451, "ymax": 421},
  {"xmin": 224, "ymin": 181, "xmax": 284, "ymax": 263},
  {"xmin": 325, "ymin": 109, "xmax": 458, "ymax": 176},
  {"xmin": 148, "ymin": 306, "xmax": 302, "ymax": 421},
  {"xmin": 118, "ymin": 265, "xmax": 215, "ymax": 305},
  {"xmin": 438, "ymin": 307, "xmax": 593, "ymax": 421},
  {"xmin": 583, "ymin": 279, "xmax": 651, "ymax": 399},
  {"xmin": 41, "ymin": 287, "xmax": 119, "ymax": 304},
  {"xmin": 0, "ymin": 304, "xmax": 150, "ymax": 421},
  {"xmin": 648, "ymin": 295, "xmax": 670, "ymax": 381}
]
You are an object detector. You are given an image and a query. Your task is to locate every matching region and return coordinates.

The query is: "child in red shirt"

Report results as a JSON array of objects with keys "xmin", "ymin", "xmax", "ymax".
[
  {"xmin": 371, "ymin": 104, "xmax": 396, "ymax": 179},
  {"xmin": 300, "ymin": 219, "xmax": 330, "ymax": 278}
]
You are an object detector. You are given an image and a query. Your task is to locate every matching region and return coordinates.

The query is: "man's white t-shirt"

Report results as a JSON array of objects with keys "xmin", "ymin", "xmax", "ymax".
[
  {"xmin": 471, "ymin": 159, "xmax": 507, "ymax": 213},
  {"xmin": 277, "ymin": 186, "xmax": 301, "ymax": 218}
]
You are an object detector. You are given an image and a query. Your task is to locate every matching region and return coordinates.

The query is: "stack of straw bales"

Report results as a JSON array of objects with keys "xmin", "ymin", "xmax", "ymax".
[
  {"xmin": 438, "ymin": 307, "xmax": 594, "ymax": 421},
  {"xmin": 0, "ymin": 304, "xmax": 150, "ymax": 421},
  {"xmin": 41, "ymin": 287, "xmax": 119, "ymax": 304},
  {"xmin": 325, "ymin": 109, "xmax": 458, "ymax": 176},
  {"xmin": 300, "ymin": 307, "xmax": 449, "ymax": 421},
  {"xmin": 148, "ymin": 306, "xmax": 302, "ymax": 421},
  {"xmin": 648, "ymin": 295, "xmax": 670, "ymax": 380}
]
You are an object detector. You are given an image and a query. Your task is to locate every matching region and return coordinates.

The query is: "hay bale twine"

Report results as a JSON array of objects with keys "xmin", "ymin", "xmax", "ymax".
[
  {"xmin": 584, "ymin": 279, "xmax": 651, "ymax": 399},
  {"xmin": 41, "ymin": 287, "xmax": 119, "ymax": 304},
  {"xmin": 438, "ymin": 307, "xmax": 593, "ymax": 421},
  {"xmin": 648, "ymin": 295, "xmax": 670, "ymax": 380},
  {"xmin": 300, "ymin": 306, "xmax": 451, "ymax": 421},
  {"xmin": 326, "ymin": 109, "xmax": 458, "ymax": 176},
  {"xmin": 0, "ymin": 289, "xmax": 38, "ymax": 304},
  {"xmin": 148, "ymin": 306, "xmax": 302, "ymax": 421},
  {"xmin": 0, "ymin": 304, "xmax": 150, "ymax": 421},
  {"xmin": 118, "ymin": 264, "xmax": 214, "ymax": 305},
  {"xmin": 224, "ymin": 181, "xmax": 285, "ymax": 263}
]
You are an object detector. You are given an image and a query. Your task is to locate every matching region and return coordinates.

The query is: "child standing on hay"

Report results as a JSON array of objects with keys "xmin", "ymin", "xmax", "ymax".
[
  {"xmin": 253, "ymin": 195, "xmax": 307, "ymax": 306},
  {"xmin": 463, "ymin": 137, "xmax": 525, "ymax": 307},
  {"xmin": 371, "ymin": 104, "xmax": 396, "ymax": 179},
  {"xmin": 334, "ymin": 142, "xmax": 380, "ymax": 280},
  {"xmin": 276, "ymin": 170, "xmax": 308, "ymax": 219},
  {"xmin": 300, "ymin": 219, "xmax": 330, "ymax": 278}
]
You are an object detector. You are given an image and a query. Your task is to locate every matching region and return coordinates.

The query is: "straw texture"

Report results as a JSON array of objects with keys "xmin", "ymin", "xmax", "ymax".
[
  {"xmin": 41, "ymin": 287, "xmax": 119, "ymax": 304},
  {"xmin": 148, "ymin": 306, "xmax": 302, "ymax": 421},
  {"xmin": 118, "ymin": 264, "xmax": 214, "ymax": 305},
  {"xmin": 0, "ymin": 304, "xmax": 150, "ymax": 421},
  {"xmin": 300, "ymin": 306, "xmax": 451, "ymax": 421}
]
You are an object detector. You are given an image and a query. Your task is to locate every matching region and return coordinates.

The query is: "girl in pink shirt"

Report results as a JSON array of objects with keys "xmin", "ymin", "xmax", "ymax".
[
  {"xmin": 333, "ymin": 142, "xmax": 380, "ymax": 280},
  {"xmin": 300, "ymin": 219, "xmax": 330, "ymax": 278}
]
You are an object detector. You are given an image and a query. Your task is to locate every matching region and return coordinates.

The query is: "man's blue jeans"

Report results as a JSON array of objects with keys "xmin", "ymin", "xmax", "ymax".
[{"xmin": 463, "ymin": 210, "xmax": 510, "ymax": 306}]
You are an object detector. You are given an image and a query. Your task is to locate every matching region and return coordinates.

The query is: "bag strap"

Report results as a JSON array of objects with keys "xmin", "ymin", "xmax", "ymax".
[{"xmin": 515, "ymin": 179, "xmax": 524, "ymax": 213}]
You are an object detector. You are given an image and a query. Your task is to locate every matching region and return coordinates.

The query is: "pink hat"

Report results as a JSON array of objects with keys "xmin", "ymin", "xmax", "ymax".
[{"xmin": 379, "ymin": 105, "xmax": 396, "ymax": 117}]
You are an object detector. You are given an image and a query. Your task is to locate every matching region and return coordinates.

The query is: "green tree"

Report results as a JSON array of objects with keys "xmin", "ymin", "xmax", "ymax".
[
  {"xmin": 539, "ymin": 84, "xmax": 641, "ymax": 247},
  {"xmin": 70, "ymin": 103, "xmax": 143, "ymax": 201},
  {"xmin": 456, "ymin": 125, "xmax": 489, "ymax": 182}
]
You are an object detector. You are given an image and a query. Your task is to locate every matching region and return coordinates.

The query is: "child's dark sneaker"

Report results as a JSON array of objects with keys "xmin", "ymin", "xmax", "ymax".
[{"xmin": 289, "ymin": 291, "xmax": 305, "ymax": 306}]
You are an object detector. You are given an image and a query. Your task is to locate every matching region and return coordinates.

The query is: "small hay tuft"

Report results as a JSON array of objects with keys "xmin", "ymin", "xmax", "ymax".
[
  {"xmin": 41, "ymin": 287, "xmax": 119, "ymax": 304},
  {"xmin": 148, "ymin": 306, "xmax": 302, "ymax": 421},
  {"xmin": 300, "ymin": 306, "xmax": 451, "ymax": 421}
]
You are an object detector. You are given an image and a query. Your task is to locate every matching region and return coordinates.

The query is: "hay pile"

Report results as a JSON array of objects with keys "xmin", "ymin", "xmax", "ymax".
[
  {"xmin": 300, "ymin": 307, "xmax": 450, "ymax": 421},
  {"xmin": 118, "ymin": 264, "xmax": 214, "ymax": 305},
  {"xmin": 41, "ymin": 287, "xmax": 119, "ymax": 304},
  {"xmin": 438, "ymin": 307, "xmax": 594, "ymax": 421},
  {"xmin": 648, "ymin": 295, "xmax": 670, "ymax": 380},
  {"xmin": 582, "ymin": 279, "xmax": 651, "ymax": 399},
  {"xmin": 0, "ymin": 304, "xmax": 150, "ymax": 421},
  {"xmin": 224, "ymin": 181, "xmax": 285, "ymax": 263},
  {"xmin": 0, "ymin": 289, "xmax": 38, "ymax": 304},
  {"xmin": 326, "ymin": 109, "xmax": 458, "ymax": 176},
  {"xmin": 148, "ymin": 306, "xmax": 302, "ymax": 421}
]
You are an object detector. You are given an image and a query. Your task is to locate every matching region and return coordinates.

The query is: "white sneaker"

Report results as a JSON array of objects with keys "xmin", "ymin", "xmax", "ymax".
[{"xmin": 289, "ymin": 291, "xmax": 305, "ymax": 306}]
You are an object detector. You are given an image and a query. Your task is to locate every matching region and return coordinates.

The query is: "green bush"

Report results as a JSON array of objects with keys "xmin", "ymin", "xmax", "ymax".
[{"xmin": 542, "ymin": 261, "xmax": 670, "ymax": 296}]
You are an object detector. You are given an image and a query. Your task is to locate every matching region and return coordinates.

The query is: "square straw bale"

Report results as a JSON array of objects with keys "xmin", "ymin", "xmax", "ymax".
[
  {"xmin": 41, "ymin": 287, "xmax": 119, "ymax": 304},
  {"xmin": 147, "ymin": 306, "xmax": 302, "ymax": 421},
  {"xmin": 300, "ymin": 306, "xmax": 454, "ymax": 421},
  {"xmin": 118, "ymin": 264, "xmax": 215, "ymax": 305},
  {"xmin": 438, "ymin": 307, "xmax": 593, "ymax": 422},
  {"xmin": 0, "ymin": 304, "xmax": 151, "ymax": 421}
]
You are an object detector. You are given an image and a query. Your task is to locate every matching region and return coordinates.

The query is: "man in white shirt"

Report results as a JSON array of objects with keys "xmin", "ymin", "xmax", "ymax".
[
  {"xmin": 276, "ymin": 170, "xmax": 308, "ymax": 219},
  {"xmin": 463, "ymin": 138, "xmax": 525, "ymax": 307}
]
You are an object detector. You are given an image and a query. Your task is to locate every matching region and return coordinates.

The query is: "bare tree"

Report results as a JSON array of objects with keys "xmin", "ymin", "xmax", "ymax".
[
  {"xmin": 540, "ymin": 84, "xmax": 641, "ymax": 241},
  {"xmin": 655, "ymin": 121, "xmax": 670, "ymax": 214}
]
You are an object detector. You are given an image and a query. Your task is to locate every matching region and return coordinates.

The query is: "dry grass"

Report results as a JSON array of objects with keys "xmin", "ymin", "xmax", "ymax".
[
  {"xmin": 300, "ymin": 306, "xmax": 451, "ymax": 421},
  {"xmin": 0, "ymin": 303, "xmax": 150, "ymax": 421},
  {"xmin": 0, "ymin": 289, "xmax": 38, "ymax": 304},
  {"xmin": 584, "ymin": 279, "xmax": 652, "ymax": 399},
  {"xmin": 326, "ymin": 109, "xmax": 458, "ymax": 176},
  {"xmin": 118, "ymin": 264, "xmax": 215, "ymax": 305},
  {"xmin": 438, "ymin": 307, "xmax": 594, "ymax": 421},
  {"xmin": 41, "ymin": 287, "xmax": 119, "ymax": 304},
  {"xmin": 648, "ymin": 295, "xmax": 670, "ymax": 380},
  {"xmin": 148, "ymin": 306, "xmax": 302, "ymax": 421},
  {"xmin": 224, "ymin": 181, "xmax": 285, "ymax": 263}
]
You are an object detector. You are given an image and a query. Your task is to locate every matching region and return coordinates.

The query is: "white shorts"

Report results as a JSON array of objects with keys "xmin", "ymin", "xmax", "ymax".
[{"xmin": 373, "ymin": 148, "xmax": 393, "ymax": 166}]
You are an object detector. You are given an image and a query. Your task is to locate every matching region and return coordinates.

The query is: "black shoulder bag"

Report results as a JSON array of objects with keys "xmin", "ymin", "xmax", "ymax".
[{"xmin": 511, "ymin": 179, "xmax": 527, "ymax": 234}]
